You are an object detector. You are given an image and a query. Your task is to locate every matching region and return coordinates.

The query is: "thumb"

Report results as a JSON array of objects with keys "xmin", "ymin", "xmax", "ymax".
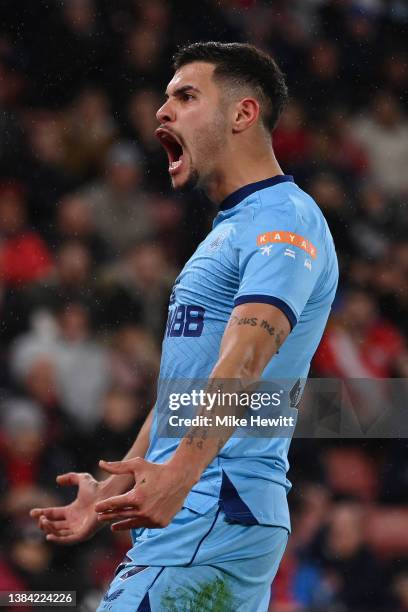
[
  {"xmin": 56, "ymin": 472, "xmax": 80, "ymax": 487},
  {"xmin": 99, "ymin": 459, "xmax": 136, "ymax": 475}
]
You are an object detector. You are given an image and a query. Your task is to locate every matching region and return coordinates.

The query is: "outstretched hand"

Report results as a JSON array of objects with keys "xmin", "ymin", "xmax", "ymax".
[
  {"xmin": 30, "ymin": 472, "xmax": 106, "ymax": 545},
  {"xmin": 96, "ymin": 457, "xmax": 197, "ymax": 531}
]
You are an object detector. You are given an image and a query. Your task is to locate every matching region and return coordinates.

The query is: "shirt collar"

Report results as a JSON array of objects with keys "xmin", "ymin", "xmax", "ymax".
[{"xmin": 219, "ymin": 175, "xmax": 294, "ymax": 212}]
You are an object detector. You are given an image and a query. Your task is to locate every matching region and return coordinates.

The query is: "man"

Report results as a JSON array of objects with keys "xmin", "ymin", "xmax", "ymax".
[{"xmin": 31, "ymin": 42, "xmax": 338, "ymax": 611}]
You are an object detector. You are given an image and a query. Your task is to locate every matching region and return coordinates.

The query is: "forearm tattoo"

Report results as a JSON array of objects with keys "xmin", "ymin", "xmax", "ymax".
[{"xmin": 183, "ymin": 319, "xmax": 287, "ymax": 451}]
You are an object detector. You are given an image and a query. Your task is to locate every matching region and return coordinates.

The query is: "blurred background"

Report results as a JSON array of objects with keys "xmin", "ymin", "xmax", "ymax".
[{"xmin": 0, "ymin": 0, "xmax": 407, "ymax": 610}]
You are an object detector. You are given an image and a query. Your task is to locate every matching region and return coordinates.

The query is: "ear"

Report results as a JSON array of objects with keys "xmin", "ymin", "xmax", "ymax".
[{"xmin": 232, "ymin": 98, "xmax": 260, "ymax": 133}]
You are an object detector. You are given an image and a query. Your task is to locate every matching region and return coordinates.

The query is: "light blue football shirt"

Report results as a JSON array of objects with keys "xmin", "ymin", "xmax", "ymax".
[{"xmin": 144, "ymin": 175, "xmax": 338, "ymax": 532}]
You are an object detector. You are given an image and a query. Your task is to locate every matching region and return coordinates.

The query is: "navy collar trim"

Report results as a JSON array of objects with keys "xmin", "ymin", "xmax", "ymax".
[{"xmin": 219, "ymin": 175, "xmax": 294, "ymax": 212}]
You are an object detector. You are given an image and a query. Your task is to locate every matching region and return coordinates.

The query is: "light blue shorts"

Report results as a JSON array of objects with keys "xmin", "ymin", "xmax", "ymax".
[{"xmin": 97, "ymin": 504, "xmax": 288, "ymax": 611}]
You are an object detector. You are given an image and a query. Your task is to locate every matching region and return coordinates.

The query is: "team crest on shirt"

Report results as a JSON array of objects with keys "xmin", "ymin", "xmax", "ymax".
[
  {"xmin": 256, "ymin": 231, "xmax": 317, "ymax": 259},
  {"xmin": 206, "ymin": 229, "xmax": 230, "ymax": 253}
]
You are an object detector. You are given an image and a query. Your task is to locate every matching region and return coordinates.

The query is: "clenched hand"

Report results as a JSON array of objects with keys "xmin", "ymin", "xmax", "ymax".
[{"xmin": 95, "ymin": 457, "xmax": 198, "ymax": 531}]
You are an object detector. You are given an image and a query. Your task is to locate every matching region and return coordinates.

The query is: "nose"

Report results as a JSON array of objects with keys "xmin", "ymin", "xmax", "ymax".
[{"xmin": 156, "ymin": 99, "xmax": 175, "ymax": 124}]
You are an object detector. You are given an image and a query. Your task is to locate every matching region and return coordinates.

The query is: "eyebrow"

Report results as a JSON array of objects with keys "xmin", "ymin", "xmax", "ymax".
[{"xmin": 164, "ymin": 85, "xmax": 201, "ymax": 99}]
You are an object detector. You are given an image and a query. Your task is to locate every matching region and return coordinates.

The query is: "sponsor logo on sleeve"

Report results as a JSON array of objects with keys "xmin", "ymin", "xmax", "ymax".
[
  {"xmin": 256, "ymin": 231, "xmax": 317, "ymax": 259},
  {"xmin": 260, "ymin": 245, "xmax": 273, "ymax": 256},
  {"xmin": 284, "ymin": 247, "xmax": 296, "ymax": 259}
]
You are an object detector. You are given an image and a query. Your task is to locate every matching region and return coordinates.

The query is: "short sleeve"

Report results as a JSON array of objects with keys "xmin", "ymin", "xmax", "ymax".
[{"xmin": 234, "ymin": 206, "xmax": 323, "ymax": 329}]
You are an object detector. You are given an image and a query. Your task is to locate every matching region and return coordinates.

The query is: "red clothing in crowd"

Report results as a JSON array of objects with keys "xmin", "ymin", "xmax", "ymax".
[
  {"xmin": 273, "ymin": 125, "xmax": 312, "ymax": 167},
  {"xmin": 1, "ymin": 231, "xmax": 52, "ymax": 286},
  {"xmin": 313, "ymin": 320, "xmax": 406, "ymax": 378}
]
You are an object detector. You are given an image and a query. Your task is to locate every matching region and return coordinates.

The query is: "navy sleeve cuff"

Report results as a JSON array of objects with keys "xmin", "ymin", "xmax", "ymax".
[{"xmin": 234, "ymin": 294, "xmax": 297, "ymax": 330}]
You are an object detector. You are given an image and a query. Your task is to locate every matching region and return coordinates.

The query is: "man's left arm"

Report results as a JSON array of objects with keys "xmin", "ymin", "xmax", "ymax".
[{"xmin": 95, "ymin": 302, "xmax": 290, "ymax": 531}]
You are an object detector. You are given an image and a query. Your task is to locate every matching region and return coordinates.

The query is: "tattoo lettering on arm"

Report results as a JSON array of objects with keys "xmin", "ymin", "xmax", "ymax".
[
  {"xmin": 228, "ymin": 316, "xmax": 258, "ymax": 328},
  {"xmin": 184, "ymin": 380, "xmax": 228, "ymax": 450},
  {"xmin": 228, "ymin": 315, "xmax": 239, "ymax": 327},
  {"xmin": 186, "ymin": 428, "xmax": 198, "ymax": 446},
  {"xmin": 228, "ymin": 315, "xmax": 285, "ymax": 341},
  {"xmin": 197, "ymin": 427, "xmax": 208, "ymax": 449},
  {"xmin": 260, "ymin": 319, "xmax": 275, "ymax": 336},
  {"xmin": 274, "ymin": 329, "xmax": 285, "ymax": 352}
]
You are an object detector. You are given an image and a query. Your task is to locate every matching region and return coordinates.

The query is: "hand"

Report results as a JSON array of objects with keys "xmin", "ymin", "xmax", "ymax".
[
  {"xmin": 95, "ymin": 457, "xmax": 197, "ymax": 532},
  {"xmin": 30, "ymin": 472, "xmax": 106, "ymax": 545}
]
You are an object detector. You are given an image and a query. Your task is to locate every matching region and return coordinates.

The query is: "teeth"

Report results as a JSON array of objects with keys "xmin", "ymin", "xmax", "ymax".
[{"xmin": 169, "ymin": 160, "xmax": 183, "ymax": 170}]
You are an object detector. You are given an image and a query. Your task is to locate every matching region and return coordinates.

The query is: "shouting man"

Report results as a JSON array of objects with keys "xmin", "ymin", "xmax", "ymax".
[{"xmin": 31, "ymin": 42, "xmax": 338, "ymax": 611}]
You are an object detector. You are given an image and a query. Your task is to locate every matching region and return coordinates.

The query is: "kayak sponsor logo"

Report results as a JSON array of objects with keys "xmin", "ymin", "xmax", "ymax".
[{"xmin": 256, "ymin": 231, "xmax": 317, "ymax": 259}]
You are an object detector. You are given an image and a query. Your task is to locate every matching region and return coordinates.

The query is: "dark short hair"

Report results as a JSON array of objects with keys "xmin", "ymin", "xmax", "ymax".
[{"xmin": 172, "ymin": 41, "xmax": 288, "ymax": 132}]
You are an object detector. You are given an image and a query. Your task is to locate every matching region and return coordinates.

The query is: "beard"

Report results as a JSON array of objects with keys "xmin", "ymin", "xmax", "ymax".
[
  {"xmin": 170, "ymin": 165, "xmax": 200, "ymax": 193},
  {"xmin": 171, "ymin": 109, "xmax": 227, "ymax": 195}
]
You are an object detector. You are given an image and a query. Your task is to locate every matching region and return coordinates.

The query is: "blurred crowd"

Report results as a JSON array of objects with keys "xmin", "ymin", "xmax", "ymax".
[{"xmin": 0, "ymin": 0, "xmax": 407, "ymax": 610}]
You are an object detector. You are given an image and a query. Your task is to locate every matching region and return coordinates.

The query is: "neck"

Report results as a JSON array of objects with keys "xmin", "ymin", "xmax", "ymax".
[{"xmin": 204, "ymin": 140, "xmax": 284, "ymax": 205}]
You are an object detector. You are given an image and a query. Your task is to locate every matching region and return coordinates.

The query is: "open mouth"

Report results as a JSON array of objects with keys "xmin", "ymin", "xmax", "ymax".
[{"xmin": 155, "ymin": 127, "xmax": 185, "ymax": 175}]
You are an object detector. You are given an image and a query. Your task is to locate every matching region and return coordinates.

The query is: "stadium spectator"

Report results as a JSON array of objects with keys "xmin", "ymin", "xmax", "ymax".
[
  {"xmin": 353, "ymin": 91, "xmax": 408, "ymax": 197},
  {"xmin": 306, "ymin": 502, "xmax": 384, "ymax": 611},
  {"xmin": 96, "ymin": 240, "xmax": 175, "ymax": 339},
  {"xmin": 381, "ymin": 49, "xmax": 408, "ymax": 109},
  {"xmin": 20, "ymin": 355, "xmax": 82, "ymax": 458},
  {"xmin": 80, "ymin": 142, "xmax": 154, "ymax": 257},
  {"xmin": 111, "ymin": 24, "xmax": 170, "ymax": 108},
  {"xmin": 148, "ymin": 194, "xmax": 186, "ymax": 264},
  {"xmin": 10, "ymin": 301, "xmax": 110, "ymax": 430},
  {"xmin": 350, "ymin": 182, "xmax": 397, "ymax": 260},
  {"xmin": 323, "ymin": 108, "xmax": 368, "ymax": 180},
  {"xmin": 48, "ymin": 193, "xmax": 108, "ymax": 263},
  {"xmin": 0, "ymin": 523, "xmax": 86, "ymax": 609},
  {"xmin": 372, "ymin": 242, "xmax": 408, "ymax": 338},
  {"xmin": 22, "ymin": 112, "xmax": 78, "ymax": 228},
  {"xmin": 125, "ymin": 88, "xmax": 169, "ymax": 190},
  {"xmin": 108, "ymin": 324, "xmax": 160, "ymax": 396},
  {"xmin": 298, "ymin": 39, "xmax": 347, "ymax": 121},
  {"xmin": 61, "ymin": 87, "xmax": 118, "ymax": 179},
  {"xmin": 0, "ymin": 400, "xmax": 73, "ymax": 517},
  {"xmin": 272, "ymin": 99, "xmax": 313, "ymax": 169},
  {"xmin": 0, "ymin": 182, "xmax": 53, "ymax": 287},
  {"xmin": 340, "ymin": 5, "xmax": 381, "ymax": 108},
  {"xmin": 48, "ymin": 0, "xmax": 109, "ymax": 103},
  {"xmin": 26, "ymin": 241, "xmax": 96, "ymax": 319},
  {"xmin": 85, "ymin": 387, "xmax": 147, "ymax": 470},
  {"xmin": 307, "ymin": 172, "xmax": 353, "ymax": 268},
  {"xmin": 314, "ymin": 289, "xmax": 408, "ymax": 378}
]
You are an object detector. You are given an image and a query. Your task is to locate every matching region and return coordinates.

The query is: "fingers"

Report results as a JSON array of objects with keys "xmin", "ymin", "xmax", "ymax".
[
  {"xmin": 97, "ymin": 508, "xmax": 141, "ymax": 523},
  {"xmin": 39, "ymin": 517, "xmax": 71, "ymax": 537},
  {"xmin": 30, "ymin": 507, "xmax": 67, "ymax": 521},
  {"xmin": 46, "ymin": 530, "xmax": 73, "ymax": 539},
  {"xmin": 111, "ymin": 519, "xmax": 140, "ymax": 531},
  {"xmin": 32, "ymin": 512, "xmax": 81, "ymax": 545},
  {"xmin": 110, "ymin": 517, "xmax": 157, "ymax": 531},
  {"xmin": 99, "ymin": 459, "xmax": 138, "ymax": 476},
  {"xmin": 30, "ymin": 508, "xmax": 45, "ymax": 519},
  {"xmin": 56, "ymin": 472, "xmax": 81, "ymax": 487},
  {"xmin": 95, "ymin": 490, "xmax": 138, "ymax": 514},
  {"xmin": 40, "ymin": 517, "xmax": 70, "ymax": 531},
  {"xmin": 44, "ymin": 533, "xmax": 80, "ymax": 546}
]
